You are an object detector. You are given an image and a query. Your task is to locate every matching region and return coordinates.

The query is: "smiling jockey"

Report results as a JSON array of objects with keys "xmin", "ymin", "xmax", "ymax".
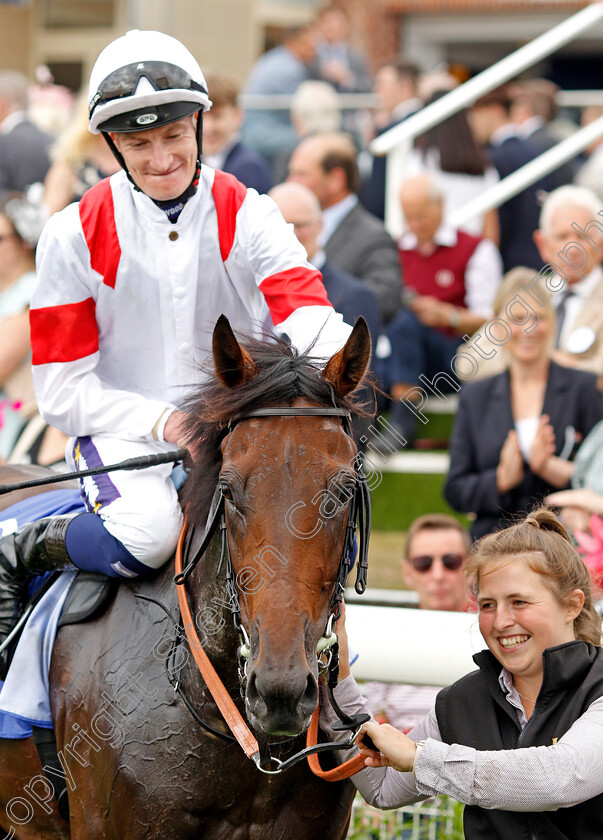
[{"xmin": 0, "ymin": 30, "xmax": 352, "ymax": 668}]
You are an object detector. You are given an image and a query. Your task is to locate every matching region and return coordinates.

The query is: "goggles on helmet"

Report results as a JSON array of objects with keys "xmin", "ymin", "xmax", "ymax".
[{"xmin": 89, "ymin": 60, "xmax": 208, "ymax": 119}]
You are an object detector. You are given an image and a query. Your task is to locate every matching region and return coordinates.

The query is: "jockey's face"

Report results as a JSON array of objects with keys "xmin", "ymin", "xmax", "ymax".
[{"xmin": 109, "ymin": 114, "xmax": 198, "ymax": 201}]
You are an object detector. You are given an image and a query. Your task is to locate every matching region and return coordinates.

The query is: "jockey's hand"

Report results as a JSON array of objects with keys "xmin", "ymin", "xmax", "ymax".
[{"xmin": 163, "ymin": 410, "xmax": 190, "ymax": 449}]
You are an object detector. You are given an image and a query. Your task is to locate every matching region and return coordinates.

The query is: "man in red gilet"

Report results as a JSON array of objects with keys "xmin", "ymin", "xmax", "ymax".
[{"xmin": 383, "ymin": 173, "xmax": 502, "ymax": 445}]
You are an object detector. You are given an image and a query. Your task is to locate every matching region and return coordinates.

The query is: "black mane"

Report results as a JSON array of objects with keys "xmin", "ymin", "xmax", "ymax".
[{"xmin": 179, "ymin": 333, "xmax": 366, "ymax": 527}]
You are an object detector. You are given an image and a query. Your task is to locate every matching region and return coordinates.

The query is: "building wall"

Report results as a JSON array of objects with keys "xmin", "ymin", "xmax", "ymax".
[{"xmin": 0, "ymin": 4, "xmax": 32, "ymax": 76}]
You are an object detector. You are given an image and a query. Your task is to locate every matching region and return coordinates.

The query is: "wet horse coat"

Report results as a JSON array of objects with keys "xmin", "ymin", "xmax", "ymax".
[{"xmin": 0, "ymin": 317, "xmax": 371, "ymax": 839}]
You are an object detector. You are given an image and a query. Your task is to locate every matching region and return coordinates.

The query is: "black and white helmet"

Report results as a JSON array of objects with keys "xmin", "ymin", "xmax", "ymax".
[{"xmin": 88, "ymin": 29, "xmax": 212, "ymax": 134}]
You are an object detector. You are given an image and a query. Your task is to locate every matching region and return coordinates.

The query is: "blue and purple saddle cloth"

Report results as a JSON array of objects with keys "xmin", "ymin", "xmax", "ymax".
[{"xmin": 0, "ymin": 489, "xmax": 85, "ymax": 738}]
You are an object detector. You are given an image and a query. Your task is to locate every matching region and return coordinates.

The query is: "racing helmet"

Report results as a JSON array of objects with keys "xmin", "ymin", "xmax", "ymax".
[{"xmin": 88, "ymin": 29, "xmax": 212, "ymax": 135}]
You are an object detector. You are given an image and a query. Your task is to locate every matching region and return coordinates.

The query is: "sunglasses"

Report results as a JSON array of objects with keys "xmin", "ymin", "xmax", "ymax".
[
  {"xmin": 90, "ymin": 61, "xmax": 207, "ymax": 116},
  {"xmin": 408, "ymin": 553, "xmax": 465, "ymax": 573}
]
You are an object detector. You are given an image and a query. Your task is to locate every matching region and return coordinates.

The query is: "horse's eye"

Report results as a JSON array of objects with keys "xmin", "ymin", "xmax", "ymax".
[
  {"xmin": 333, "ymin": 479, "xmax": 356, "ymax": 505},
  {"xmin": 220, "ymin": 484, "xmax": 233, "ymax": 502}
]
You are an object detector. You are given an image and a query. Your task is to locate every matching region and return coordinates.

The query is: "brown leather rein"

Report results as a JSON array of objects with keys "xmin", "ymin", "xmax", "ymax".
[{"xmin": 173, "ymin": 405, "xmax": 370, "ymax": 780}]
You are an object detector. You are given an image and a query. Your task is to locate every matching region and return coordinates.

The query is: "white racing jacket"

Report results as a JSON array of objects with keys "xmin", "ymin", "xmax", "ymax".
[{"xmin": 31, "ymin": 166, "xmax": 352, "ymax": 441}]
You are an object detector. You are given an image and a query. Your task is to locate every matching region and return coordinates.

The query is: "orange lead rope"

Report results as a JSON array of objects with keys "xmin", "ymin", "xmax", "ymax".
[
  {"xmin": 306, "ymin": 704, "xmax": 368, "ymax": 781},
  {"xmin": 175, "ymin": 519, "xmax": 260, "ymax": 761},
  {"xmin": 175, "ymin": 518, "xmax": 365, "ymax": 780}
]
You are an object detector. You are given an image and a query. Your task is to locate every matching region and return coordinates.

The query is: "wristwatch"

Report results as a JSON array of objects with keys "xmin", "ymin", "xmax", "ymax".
[{"xmin": 448, "ymin": 307, "xmax": 461, "ymax": 329}]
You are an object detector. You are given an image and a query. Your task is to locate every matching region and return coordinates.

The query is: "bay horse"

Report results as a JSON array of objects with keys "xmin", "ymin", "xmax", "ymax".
[{"xmin": 0, "ymin": 315, "xmax": 372, "ymax": 840}]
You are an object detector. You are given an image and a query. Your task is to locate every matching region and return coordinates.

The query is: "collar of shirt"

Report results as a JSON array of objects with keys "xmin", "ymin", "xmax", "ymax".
[
  {"xmin": 557, "ymin": 264, "xmax": 603, "ymax": 306},
  {"xmin": 399, "ymin": 224, "xmax": 458, "ymax": 251},
  {"xmin": 203, "ymin": 133, "xmax": 240, "ymax": 172},
  {"xmin": 518, "ymin": 115, "xmax": 546, "ymax": 139},
  {"xmin": 392, "ymin": 98, "xmax": 423, "ymax": 122},
  {"xmin": 318, "ymin": 193, "xmax": 358, "ymax": 247},
  {"xmin": 498, "ymin": 667, "xmax": 529, "ymax": 727},
  {"xmin": 0, "ymin": 110, "xmax": 27, "ymax": 134},
  {"xmin": 310, "ymin": 248, "xmax": 326, "ymax": 271},
  {"xmin": 490, "ymin": 123, "xmax": 520, "ymax": 147}
]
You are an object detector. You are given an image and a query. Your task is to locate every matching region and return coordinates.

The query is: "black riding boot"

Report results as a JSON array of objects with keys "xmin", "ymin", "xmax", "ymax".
[{"xmin": 0, "ymin": 515, "xmax": 77, "ymax": 677}]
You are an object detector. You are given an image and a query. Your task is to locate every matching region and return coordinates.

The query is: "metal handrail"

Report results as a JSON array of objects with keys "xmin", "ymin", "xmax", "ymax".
[
  {"xmin": 370, "ymin": 2, "xmax": 603, "ymax": 237},
  {"xmin": 370, "ymin": 3, "xmax": 603, "ymax": 157},
  {"xmin": 448, "ymin": 114, "xmax": 603, "ymax": 229}
]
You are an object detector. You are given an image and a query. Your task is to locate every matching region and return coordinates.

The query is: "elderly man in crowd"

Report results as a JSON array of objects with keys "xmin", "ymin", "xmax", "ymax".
[
  {"xmin": 287, "ymin": 131, "xmax": 402, "ymax": 324},
  {"xmin": 473, "ymin": 184, "xmax": 603, "ymax": 381},
  {"xmin": 383, "ymin": 173, "xmax": 502, "ymax": 444},
  {"xmin": 269, "ymin": 180, "xmax": 381, "ymax": 352}
]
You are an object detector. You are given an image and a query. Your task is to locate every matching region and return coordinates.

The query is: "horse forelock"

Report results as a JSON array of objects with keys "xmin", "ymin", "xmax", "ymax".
[{"xmin": 179, "ymin": 333, "xmax": 367, "ymax": 528}]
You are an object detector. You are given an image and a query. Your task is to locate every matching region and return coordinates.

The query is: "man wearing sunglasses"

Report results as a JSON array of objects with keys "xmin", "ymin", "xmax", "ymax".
[
  {"xmin": 402, "ymin": 513, "xmax": 471, "ymax": 612},
  {"xmin": 0, "ymin": 31, "xmax": 353, "ymax": 678}
]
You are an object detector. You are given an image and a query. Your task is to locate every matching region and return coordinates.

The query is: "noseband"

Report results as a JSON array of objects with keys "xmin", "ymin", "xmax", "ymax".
[{"xmin": 171, "ymin": 405, "xmax": 371, "ymax": 777}]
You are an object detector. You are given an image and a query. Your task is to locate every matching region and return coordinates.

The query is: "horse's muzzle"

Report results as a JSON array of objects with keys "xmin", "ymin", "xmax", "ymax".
[{"xmin": 245, "ymin": 664, "xmax": 319, "ymax": 736}]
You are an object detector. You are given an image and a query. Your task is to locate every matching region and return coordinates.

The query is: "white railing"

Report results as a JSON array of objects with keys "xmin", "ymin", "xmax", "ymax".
[
  {"xmin": 448, "ymin": 113, "xmax": 603, "ymax": 230},
  {"xmin": 369, "ymin": 2, "xmax": 603, "ymax": 238}
]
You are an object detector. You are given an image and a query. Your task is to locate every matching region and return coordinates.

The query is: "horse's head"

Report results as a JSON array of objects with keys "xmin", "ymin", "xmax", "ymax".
[{"xmin": 182, "ymin": 316, "xmax": 371, "ymax": 736}]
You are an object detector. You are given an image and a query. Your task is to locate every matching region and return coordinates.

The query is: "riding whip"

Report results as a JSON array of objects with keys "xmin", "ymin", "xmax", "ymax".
[{"xmin": 0, "ymin": 449, "xmax": 187, "ymax": 495}]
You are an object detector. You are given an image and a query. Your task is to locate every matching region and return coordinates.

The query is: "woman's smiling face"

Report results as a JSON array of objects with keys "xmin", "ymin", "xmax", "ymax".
[{"xmin": 477, "ymin": 554, "xmax": 583, "ymax": 686}]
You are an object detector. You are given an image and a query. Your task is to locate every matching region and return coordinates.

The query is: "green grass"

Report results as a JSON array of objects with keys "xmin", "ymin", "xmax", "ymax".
[{"xmin": 370, "ymin": 471, "xmax": 471, "ymax": 533}]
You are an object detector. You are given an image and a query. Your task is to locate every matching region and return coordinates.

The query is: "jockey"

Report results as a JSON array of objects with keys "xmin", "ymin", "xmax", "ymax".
[{"xmin": 0, "ymin": 30, "xmax": 352, "ymax": 669}]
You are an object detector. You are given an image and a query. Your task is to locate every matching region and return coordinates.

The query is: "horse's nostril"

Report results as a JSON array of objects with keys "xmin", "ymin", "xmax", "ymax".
[
  {"xmin": 246, "ymin": 671, "xmax": 259, "ymax": 706},
  {"xmin": 304, "ymin": 673, "xmax": 318, "ymax": 709}
]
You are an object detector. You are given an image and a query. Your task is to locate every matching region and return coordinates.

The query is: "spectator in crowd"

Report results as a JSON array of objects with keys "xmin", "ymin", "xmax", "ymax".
[
  {"xmin": 272, "ymin": 79, "xmax": 342, "ymax": 183},
  {"xmin": 288, "ymin": 131, "xmax": 402, "ymax": 324},
  {"xmin": 510, "ymin": 80, "xmax": 577, "ymax": 188},
  {"xmin": 0, "ymin": 194, "xmax": 38, "ymax": 460},
  {"xmin": 0, "ymin": 192, "xmax": 68, "ymax": 468},
  {"xmin": 42, "ymin": 94, "xmax": 122, "ymax": 217},
  {"xmin": 574, "ymin": 105, "xmax": 603, "ymax": 202},
  {"xmin": 310, "ymin": 5, "xmax": 372, "ymax": 94},
  {"xmin": 404, "ymin": 89, "xmax": 500, "ymax": 242},
  {"xmin": 0, "ymin": 71, "xmax": 53, "ymax": 202},
  {"xmin": 469, "ymin": 86, "xmax": 555, "ymax": 272},
  {"xmin": 444, "ymin": 267, "xmax": 603, "ymax": 541},
  {"xmin": 268, "ymin": 181, "xmax": 382, "ymax": 357},
  {"xmin": 291, "ymin": 80, "xmax": 342, "ymax": 138},
  {"xmin": 547, "ymin": 410, "xmax": 603, "ymax": 536},
  {"xmin": 241, "ymin": 24, "xmax": 316, "ymax": 174},
  {"xmin": 330, "ymin": 508, "xmax": 603, "ymax": 840},
  {"xmin": 534, "ymin": 185, "xmax": 603, "ymax": 374},
  {"xmin": 361, "ymin": 59, "xmax": 422, "ymax": 220},
  {"xmin": 382, "ymin": 173, "xmax": 502, "ymax": 444},
  {"xmin": 363, "ymin": 514, "xmax": 471, "ymax": 733},
  {"xmin": 469, "ymin": 185, "xmax": 603, "ymax": 382},
  {"xmin": 201, "ymin": 70, "xmax": 272, "ymax": 194}
]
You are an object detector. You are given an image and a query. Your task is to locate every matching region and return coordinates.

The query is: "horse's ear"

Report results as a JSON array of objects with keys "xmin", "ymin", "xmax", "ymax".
[
  {"xmin": 322, "ymin": 317, "xmax": 371, "ymax": 397},
  {"xmin": 212, "ymin": 315, "xmax": 259, "ymax": 388}
]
